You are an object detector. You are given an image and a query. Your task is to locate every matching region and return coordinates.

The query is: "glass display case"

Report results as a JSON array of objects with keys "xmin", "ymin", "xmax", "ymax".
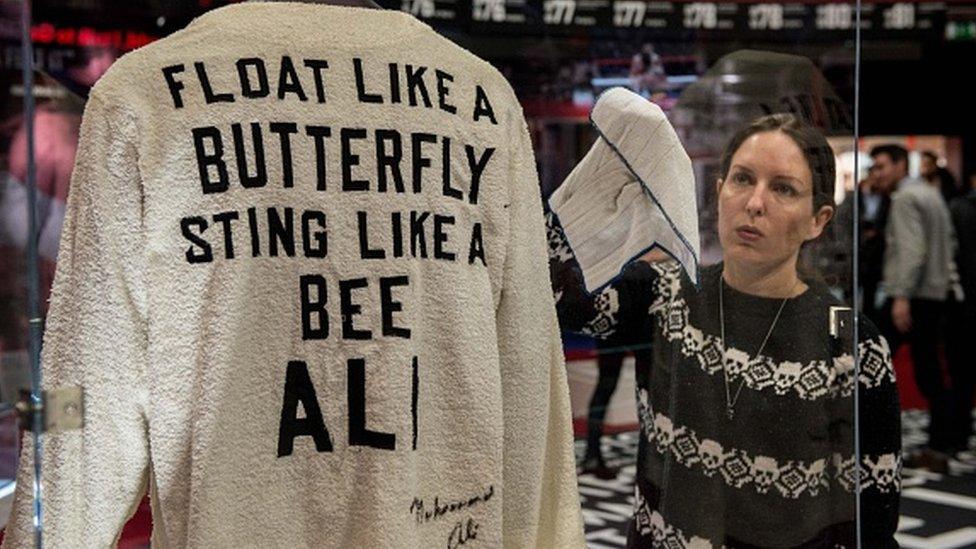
[
  {"xmin": 461, "ymin": 2, "xmax": 874, "ymax": 545},
  {"xmin": 7, "ymin": 0, "xmax": 973, "ymax": 546}
]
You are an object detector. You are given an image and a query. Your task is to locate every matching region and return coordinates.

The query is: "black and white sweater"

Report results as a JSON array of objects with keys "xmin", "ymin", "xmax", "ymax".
[{"xmin": 548, "ymin": 212, "xmax": 901, "ymax": 548}]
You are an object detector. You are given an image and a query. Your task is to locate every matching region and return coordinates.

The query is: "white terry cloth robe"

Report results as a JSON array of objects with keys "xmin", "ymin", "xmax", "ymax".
[
  {"xmin": 2, "ymin": 3, "xmax": 585, "ymax": 548},
  {"xmin": 548, "ymin": 87, "xmax": 700, "ymax": 293}
]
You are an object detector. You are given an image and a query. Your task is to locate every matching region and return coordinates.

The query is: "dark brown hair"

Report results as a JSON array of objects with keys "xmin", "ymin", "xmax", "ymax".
[
  {"xmin": 870, "ymin": 143, "xmax": 909, "ymax": 168},
  {"xmin": 718, "ymin": 113, "xmax": 836, "ymax": 213}
]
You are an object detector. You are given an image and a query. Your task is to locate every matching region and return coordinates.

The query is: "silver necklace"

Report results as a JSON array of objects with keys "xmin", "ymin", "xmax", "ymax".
[{"xmin": 718, "ymin": 276, "xmax": 799, "ymax": 420}]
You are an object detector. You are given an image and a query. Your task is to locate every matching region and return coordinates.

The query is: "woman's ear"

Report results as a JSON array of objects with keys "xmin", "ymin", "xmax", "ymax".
[
  {"xmin": 715, "ymin": 177, "xmax": 724, "ymax": 197},
  {"xmin": 806, "ymin": 205, "xmax": 835, "ymax": 241}
]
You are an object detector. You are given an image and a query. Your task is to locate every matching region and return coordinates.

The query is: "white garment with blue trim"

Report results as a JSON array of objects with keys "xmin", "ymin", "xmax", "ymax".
[{"xmin": 548, "ymin": 87, "xmax": 700, "ymax": 292}]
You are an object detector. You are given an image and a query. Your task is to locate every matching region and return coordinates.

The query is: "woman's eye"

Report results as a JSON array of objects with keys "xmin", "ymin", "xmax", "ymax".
[
  {"xmin": 773, "ymin": 183, "xmax": 798, "ymax": 196},
  {"xmin": 732, "ymin": 172, "xmax": 751, "ymax": 185}
]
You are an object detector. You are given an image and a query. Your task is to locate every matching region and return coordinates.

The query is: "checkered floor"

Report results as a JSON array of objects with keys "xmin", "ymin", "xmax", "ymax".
[{"xmin": 576, "ymin": 410, "xmax": 976, "ymax": 548}]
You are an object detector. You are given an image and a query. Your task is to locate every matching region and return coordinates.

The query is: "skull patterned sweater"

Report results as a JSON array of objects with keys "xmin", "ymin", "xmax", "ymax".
[
  {"xmin": 1, "ymin": 3, "xmax": 586, "ymax": 547},
  {"xmin": 547, "ymin": 213, "xmax": 901, "ymax": 548}
]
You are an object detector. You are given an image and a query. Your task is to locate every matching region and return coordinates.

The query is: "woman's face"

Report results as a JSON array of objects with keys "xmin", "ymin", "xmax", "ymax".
[{"xmin": 717, "ymin": 130, "xmax": 834, "ymax": 272}]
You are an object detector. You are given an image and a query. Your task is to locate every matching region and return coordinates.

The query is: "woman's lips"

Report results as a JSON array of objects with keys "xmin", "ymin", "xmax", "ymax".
[{"xmin": 735, "ymin": 226, "xmax": 763, "ymax": 241}]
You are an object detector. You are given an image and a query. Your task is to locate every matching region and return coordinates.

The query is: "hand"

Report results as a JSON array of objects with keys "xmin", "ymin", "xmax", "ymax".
[
  {"xmin": 891, "ymin": 297, "xmax": 912, "ymax": 334},
  {"xmin": 640, "ymin": 249, "xmax": 669, "ymax": 263}
]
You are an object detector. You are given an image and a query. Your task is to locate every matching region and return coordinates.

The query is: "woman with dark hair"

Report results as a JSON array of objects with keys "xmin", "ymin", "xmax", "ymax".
[{"xmin": 549, "ymin": 112, "xmax": 901, "ymax": 547}]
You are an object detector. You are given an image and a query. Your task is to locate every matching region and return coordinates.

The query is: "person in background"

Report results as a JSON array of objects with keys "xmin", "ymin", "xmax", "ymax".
[
  {"xmin": 920, "ymin": 150, "xmax": 938, "ymax": 182},
  {"xmin": 580, "ymin": 298, "xmax": 653, "ymax": 480},
  {"xmin": 629, "ymin": 45, "xmax": 666, "ymax": 97},
  {"xmin": 946, "ymin": 173, "xmax": 976, "ymax": 453},
  {"xmin": 874, "ymin": 143, "xmax": 957, "ymax": 471},
  {"xmin": 861, "ymin": 164, "xmax": 892, "ymax": 323},
  {"xmin": 921, "ymin": 150, "xmax": 960, "ymax": 204},
  {"xmin": 834, "ymin": 164, "xmax": 889, "ymax": 322}
]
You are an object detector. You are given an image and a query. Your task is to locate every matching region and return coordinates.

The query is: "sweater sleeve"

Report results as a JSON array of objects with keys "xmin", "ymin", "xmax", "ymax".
[
  {"xmin": 829, "ymin": 318, "xmax": 901, "ymax": 547},
  {"xmin": 495, "ymin": 112, "xmax": 586, "ymax": 548},
  {"xmin": 856, "ymin": 324, "xmax": 902, "ymax": 547},
  {"xmin": 546, "ymin": 209, "xmax": 656, "ymax": 340},
  {"xmin": 3, "ymin": 91, "xmax": 150, "ymax": 548}
]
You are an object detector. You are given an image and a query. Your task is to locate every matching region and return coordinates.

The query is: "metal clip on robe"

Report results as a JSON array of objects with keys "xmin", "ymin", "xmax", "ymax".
[
  {"xmin": 15, "ymin": 386, "xmax": 84, "ymax": 433},
  {"xmin": 829, "ymin": 305, "xmax": 854, "ymax": 355}
]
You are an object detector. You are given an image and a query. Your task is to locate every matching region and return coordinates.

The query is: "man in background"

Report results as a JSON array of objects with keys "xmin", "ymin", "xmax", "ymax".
[{"xmin": 875, "ymin": 143, "xmax": 957, "ymax": 470}]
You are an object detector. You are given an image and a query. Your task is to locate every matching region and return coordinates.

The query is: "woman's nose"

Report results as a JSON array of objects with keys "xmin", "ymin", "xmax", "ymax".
[{"xmin": 745, "ymin": 184, "xmax": 766, "ymax": 217}]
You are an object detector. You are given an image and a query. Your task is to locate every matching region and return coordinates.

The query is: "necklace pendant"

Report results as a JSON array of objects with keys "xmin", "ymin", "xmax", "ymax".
[{"xmin": 726, "ymin": 407, "xmax": 734, "ymax": 420}]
